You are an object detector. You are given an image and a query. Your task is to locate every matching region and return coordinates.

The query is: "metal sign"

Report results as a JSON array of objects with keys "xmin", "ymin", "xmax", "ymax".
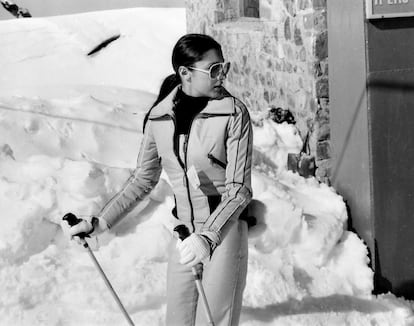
[{"xmin": 366, "ymin": 0, "xmax": 414, "ymax": 18}]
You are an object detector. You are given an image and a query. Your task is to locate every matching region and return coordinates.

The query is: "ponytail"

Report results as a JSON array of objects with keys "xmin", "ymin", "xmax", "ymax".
[{"xmin": 143, "ymin": 73, "xmax": 180, "ymax": 132}]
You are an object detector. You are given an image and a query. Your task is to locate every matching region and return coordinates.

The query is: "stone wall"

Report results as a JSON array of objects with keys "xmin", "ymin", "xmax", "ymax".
[{"xmin": 185, "ymin": 0, "xmax": 330, "ymax": 181}]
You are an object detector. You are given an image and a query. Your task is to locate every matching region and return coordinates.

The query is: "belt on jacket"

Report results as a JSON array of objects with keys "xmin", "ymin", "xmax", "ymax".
[{"xmin": 171, "ymin": 195, "xmax": 255, "ymax": 227}]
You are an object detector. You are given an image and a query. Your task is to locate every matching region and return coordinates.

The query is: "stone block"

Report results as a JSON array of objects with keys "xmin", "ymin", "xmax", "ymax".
[
  {"xmin": 285, "ymin": 44, "xmax": 294, "ymax": 60},
  {"xmin": 275, "ymin": 61, "xmax": 282, "ymax": 71},
  {"xmin": 273, "ymin": 27, "xmax": 278, "ymax": 41},
  {"xmin": 299, "ymin": 0, "xmax": 310, "ymax": 10},
  {"xmin": 253, "ymin": 71, "xmax": 259, "ymax": 84},
  {"xmin": 259, "ymin": 73, "xmax": 266, "ymax": 85},
  {"xmin": 233, "ymin": 61, "xmax": 240, "ymax": 74},
  {"xmin": 243, "ymin": 55, "xmax": 248, "ymax": 67},
  {"xmin": 266, "ymin": 71, "xmax": 273, "ymax": 86},
  {"xmin": 264, "ymin": 90, "xmax": 270, "ymax": 103},
  {"xmin": 266, "ymin": 59, "xmax": 273, "ymax": 69},
  {"xmin": 316, "ymin": 140, "xmax": 331, "ymax": 160},
  {"xmin": 262, "ymin": 36, "xmax": 273, "ymax": 54},
  {"xmin": 284, "ymin": 61, "xmax": 293, "ymax": 73},
  {"xmin": 299, "ymin": 47, "xmax": 306, "ymax": 61},
  {"xmin": 314, "ymin": 62, "xmax": 322, "ymax": 77},
  {"xmin": 303, "ymin": 13, "xmax": 315, "ymax": 30},
  {"xmin": 214, "ymin": 10, "xmax": 225, "ymax": 23},
  {"xmin": 317, "ymin": 123, "xmax": 330, "ymax": 141},
  {"xmin": 312, "ymin": 0, "xmax": 326, "ymax": 10},
  {"xmin": 314, "ymin": 10, "xmax": 327, "ymax": 31},
  {"xmin": 318, "ymin": 97, "xmax": 329, "ymax": 110},
  {"xmin": 294, "ymin": 25, "xmax": 303, "ymax": 46},
  {"xmin": 320, "ymin": 59, "xmax": 328, "ymax": 76},
  {"xmin": 242, "ymin": 91, "xmax": 252, "ymax": 99},
  {"xmin": 284, "ymin": 17, "xmax": 291, "ymax": 40},
  {"xmin": 316, "ymin": 77, "xmax": 329, "ymax": 97},
  {"xmin": 287, "ymin": 94, "xmax": 295, "ymax": 109},
  {"xmin": 315, "ymin": 31, "xmax": 328, "ymax": 60}
]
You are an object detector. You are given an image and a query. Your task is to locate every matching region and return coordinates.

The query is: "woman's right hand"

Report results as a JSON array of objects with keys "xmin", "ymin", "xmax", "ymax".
[{"xmin": 61, "ymin": 213, "xmax": 99, "ymax": 244}]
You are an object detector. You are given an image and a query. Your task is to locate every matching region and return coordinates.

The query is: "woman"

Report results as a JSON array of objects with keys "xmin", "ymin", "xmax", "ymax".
[{"xmin": 65, "ymin": 33, "xmax": 253, "ymax": 326}]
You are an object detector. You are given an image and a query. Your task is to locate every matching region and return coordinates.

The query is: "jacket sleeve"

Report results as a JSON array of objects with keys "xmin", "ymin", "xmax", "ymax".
[
  {"xmin": 200, "ymin": 99, "xmax": 253, "ymax": 246},
  {"xmin": 97, "ymin": 120, "xmax": 162, "ymax": 228}
]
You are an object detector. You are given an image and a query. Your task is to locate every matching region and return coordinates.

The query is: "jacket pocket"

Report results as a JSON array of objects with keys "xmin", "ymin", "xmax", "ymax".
[{"xmin": 208, "ymin": 153, "xmax": 227, "ymax": 169}]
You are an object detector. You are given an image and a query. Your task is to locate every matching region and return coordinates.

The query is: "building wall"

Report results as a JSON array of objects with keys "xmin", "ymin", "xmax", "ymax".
[{"xmin": 186, "ymin": 0, "xmax": 330, "ymax": 181}]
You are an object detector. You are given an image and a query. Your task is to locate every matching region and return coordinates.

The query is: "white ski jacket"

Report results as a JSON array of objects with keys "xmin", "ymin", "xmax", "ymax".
[{"xmin": 98, "ymin": 86, "xmax": 253, "ymax": 246}]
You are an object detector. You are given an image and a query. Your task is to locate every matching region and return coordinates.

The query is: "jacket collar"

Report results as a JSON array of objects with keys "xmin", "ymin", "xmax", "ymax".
[{"xmin": 148, "ymin": 85, "xmax": 235, "ymax": 118}]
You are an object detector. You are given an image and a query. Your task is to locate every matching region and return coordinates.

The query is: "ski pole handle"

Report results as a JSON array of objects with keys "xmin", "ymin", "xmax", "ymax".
[
  {"xmin": 62, "ymin": 212, "xmax": 90, "ymax": 239},
  {"xmin": 173, "ymin": 224, "xmax": 191, "ymax": 241},
  {"xmin": 63, "ymin": 212, "xmax": 83, "ymax": 227},
  {"xmin": 63, "ymin": 212, "xmax": 100, "ymax": 242}
]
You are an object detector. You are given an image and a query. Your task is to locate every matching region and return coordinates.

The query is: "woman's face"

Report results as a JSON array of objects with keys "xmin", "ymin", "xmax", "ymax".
[{"xmin": 181, "ymin": 49, "xmax": 227, "ymax": 98}]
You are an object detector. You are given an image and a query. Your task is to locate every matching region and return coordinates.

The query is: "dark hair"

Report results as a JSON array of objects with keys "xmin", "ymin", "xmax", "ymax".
[{"xmin": 143, "ymin": 34, "xmax": 223, "ymax": 131}]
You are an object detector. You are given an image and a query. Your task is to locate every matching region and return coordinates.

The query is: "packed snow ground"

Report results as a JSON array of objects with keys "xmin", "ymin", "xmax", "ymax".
[{"xmin": 0, "ymin": 7, "xmax": 414, "ymax": 326}]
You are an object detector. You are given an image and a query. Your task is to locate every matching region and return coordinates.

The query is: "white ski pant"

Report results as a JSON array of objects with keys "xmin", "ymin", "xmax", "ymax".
[{"xmin": 166, "ymin": 219, "xmax": 248, "ymax": 326}]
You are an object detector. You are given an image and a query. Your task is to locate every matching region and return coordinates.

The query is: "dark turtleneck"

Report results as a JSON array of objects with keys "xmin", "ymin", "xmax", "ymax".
[{"xmin": 173, "ymin": 88, "xmax": 209, "ymax": 135}]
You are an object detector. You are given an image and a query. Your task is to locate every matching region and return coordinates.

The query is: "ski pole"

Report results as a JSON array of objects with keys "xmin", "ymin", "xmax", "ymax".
[
  {"xmin": 63, "ymin": 213, "xmax": 135, "ymax": 326},
  {"xmin": 174, "ymin": 225, "xmax": 215, "ymax": 326}
]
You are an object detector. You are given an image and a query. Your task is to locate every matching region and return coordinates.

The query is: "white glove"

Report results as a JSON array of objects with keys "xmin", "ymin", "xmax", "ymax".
[
  {"xmin": 61, "ymin": 214, "xmax": 105, "ymax": 245},
  {"xmin": 176, "ymin": 233, "xmax": 211, "ymax": 267}
]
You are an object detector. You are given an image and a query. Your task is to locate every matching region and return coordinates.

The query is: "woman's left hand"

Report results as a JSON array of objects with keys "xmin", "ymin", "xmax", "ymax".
[{"xmin": 176, "ymin": 233, "xmax": 210, "ymax": 267}]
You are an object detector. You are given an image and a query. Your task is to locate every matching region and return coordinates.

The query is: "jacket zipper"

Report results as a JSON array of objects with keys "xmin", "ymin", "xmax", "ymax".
[{"xmin": 171, "ymin": 112, "xmax": 196, "ymax": 231}]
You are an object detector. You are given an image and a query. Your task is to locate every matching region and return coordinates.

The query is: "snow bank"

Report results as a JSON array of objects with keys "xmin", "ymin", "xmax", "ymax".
[{"xmin": 0, "ymin": 8, "xmax": 186, "ymax": 95}]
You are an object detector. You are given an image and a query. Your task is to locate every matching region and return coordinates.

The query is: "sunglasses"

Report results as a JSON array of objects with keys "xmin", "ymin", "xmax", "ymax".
[{"xmin": 188, "ymin": 62, "xmax": 231, "ymax": 80}]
